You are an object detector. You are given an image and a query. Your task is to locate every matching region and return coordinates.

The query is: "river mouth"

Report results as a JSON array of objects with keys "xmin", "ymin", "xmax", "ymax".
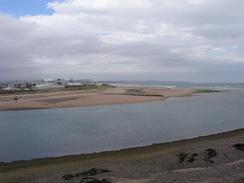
[{"xmin": 0, "ymin": 91, "xmax": 244, "ymax": 162}]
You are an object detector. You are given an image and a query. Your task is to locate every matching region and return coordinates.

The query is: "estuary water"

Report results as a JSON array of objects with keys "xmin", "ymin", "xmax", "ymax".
[{"xmin": 1, "ymin": 91, "xmax": 244, "ymax": 162}]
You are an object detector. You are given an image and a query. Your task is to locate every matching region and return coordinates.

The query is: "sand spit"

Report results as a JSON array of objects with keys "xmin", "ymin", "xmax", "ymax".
[{"xmin": 0, "ymin": 87, "xmax": 193, "ymax": 111}]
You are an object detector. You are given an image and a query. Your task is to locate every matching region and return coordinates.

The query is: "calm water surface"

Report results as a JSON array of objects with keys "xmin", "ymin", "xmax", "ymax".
[{"xmin": 1, "ymin": 91, "xmax": 244, "ymax": 162}]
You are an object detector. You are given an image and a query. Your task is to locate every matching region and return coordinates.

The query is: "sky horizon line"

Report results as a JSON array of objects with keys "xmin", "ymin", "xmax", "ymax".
[{"xmin": 1, "ymin": 79, "xmax": 244, "ymax": 85}]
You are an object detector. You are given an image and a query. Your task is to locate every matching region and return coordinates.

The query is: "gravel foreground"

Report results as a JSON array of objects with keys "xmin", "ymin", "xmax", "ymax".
[{"xmin": 1, "ymin": 128, "xmax": 244, "ymax": 183}]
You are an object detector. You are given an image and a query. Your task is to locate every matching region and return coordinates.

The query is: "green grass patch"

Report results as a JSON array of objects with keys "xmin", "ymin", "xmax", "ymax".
[
  {"xmin": 194, "ymin": 89, "xmax": 222, "ymax": 93},
  {"xmin": 65, "ymin": 84, "xmax": 115, "ymax": 91}
]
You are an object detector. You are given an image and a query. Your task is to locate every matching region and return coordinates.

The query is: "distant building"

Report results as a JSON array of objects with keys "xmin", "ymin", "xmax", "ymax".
[
  {"xmin": 43, "ymin": 79, "xmax": 54, "ymax": 83},
  {"xmin": 32, "ymin": 82, "xmax": 65, "ymax": 90},
  {"xmin": 65, "ymin": 78, "xmax": 92, "ymax": 87},
  {"xmin": 55, "ymin": 79, "xmax": 67, "ymax": 86},
  {"xmin": 32, "ymin": 83, "xmax": 53, "ymax": 90},
  {"xmin": 56, "ymin": 79, "xmax": 63, "ymax": 85},
  {"xmin": 2, "ymin": 86, "xmax": 20, "ymax": 92},
  {"xmin": 65, "ymin": 83, "xmax": 83, "ymax": 87}
]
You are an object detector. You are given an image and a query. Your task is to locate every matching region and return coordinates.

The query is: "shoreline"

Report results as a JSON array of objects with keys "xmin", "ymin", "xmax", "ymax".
[
  {"xmin": 0, "ymin": 99, "xmax": 165, "ymax": 112},
  {"xmin": 2, "ymin": 128, "xmax": 244, "ymax": 164},
  {"xmin": 1, "ymin": 128, "xmax": 244, "ymax": 182}
]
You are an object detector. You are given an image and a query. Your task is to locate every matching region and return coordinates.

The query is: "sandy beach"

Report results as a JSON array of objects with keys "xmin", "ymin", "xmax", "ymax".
[
  {"xmin": 1, "ymin": 128, "xmax": 244, "ymax": 183},
  {"xmin": 0, "ymin": 87, "xmax": 193, "ymax": 111}
]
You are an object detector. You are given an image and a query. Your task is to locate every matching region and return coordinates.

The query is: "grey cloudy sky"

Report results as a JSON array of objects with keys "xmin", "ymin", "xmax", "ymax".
[{"xmin": 1, "ymin": 0, "xmax": 244, "ymax": 82}]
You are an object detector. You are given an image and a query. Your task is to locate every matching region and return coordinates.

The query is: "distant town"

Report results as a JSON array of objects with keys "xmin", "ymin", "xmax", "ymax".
[{"xmin": 0, "ymin": 79, "xmax": 109, "ymax": 94}]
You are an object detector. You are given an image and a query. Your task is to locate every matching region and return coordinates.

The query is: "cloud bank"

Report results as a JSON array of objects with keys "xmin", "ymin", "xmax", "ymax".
[{"xmin": 1, "ymin": 0, "xmax": 244, "ymax": 82}]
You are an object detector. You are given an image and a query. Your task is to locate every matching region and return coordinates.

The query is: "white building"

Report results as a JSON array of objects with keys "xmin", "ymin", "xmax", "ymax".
[{"xmin": 2, "ymin": 86, "xmax": 20, "ymax": 91}]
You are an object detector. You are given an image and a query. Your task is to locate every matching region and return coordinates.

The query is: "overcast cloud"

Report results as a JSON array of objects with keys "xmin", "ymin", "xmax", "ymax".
[{"xmin": 1, "ymin": 0, "xmax": 244, "ymax": 82}]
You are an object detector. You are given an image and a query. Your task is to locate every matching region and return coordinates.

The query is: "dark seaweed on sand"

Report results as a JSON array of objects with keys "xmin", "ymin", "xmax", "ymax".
[
  {"xmin": 233, "ymin": 144, "xmax": 244, "ymax": 151},
  {"xmin": 80, "ymin": 177, "xmax": 111, "ymax": 183},
  {"xmin": 177, "ymin": 152, "xmax": 189, "ymax": 163},
  {"xmin": 62, "ymin": 168, "xmax": 111, "ymax": 181},
  {"xmin": 204, "ymin": 148, "xmax": 218, "ymax": 163},
  {"xmin": 187, "ymin": 153, "xmax": 198, "ymax": 163}
]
